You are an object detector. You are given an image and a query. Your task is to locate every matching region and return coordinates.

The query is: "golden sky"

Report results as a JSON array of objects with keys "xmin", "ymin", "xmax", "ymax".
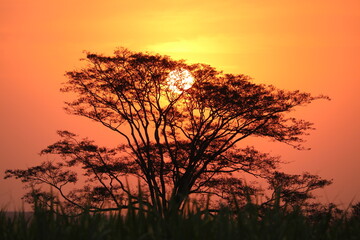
[{"xmin": 1, "ymin": 0, "xmax": 360, "ymax": 209}]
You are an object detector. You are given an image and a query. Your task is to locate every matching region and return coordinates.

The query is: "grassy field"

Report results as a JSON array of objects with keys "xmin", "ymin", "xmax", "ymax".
[{"xmin": 1, "ymin": 201, "xmax": 359, "ymax": 240}]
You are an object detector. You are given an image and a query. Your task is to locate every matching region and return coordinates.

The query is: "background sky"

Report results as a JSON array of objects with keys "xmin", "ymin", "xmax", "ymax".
[{"xmin": 1, "ymin": 0, "xmax": 359, "ymax": 210}]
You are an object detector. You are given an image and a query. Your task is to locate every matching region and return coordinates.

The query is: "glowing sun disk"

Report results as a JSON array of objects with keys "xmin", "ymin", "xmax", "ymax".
[{"xmin": 166, "ymin": 69, "xmax": 195, "ymax": 93}]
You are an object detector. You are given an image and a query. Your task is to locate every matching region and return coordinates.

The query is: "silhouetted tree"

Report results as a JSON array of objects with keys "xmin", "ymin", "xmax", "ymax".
[
  {"xmin": 351, "ymin": 202, "xmax": 360, "ymax": 219},
  {"xmin": 5, "ymin": 48, "xmax": 330, "ymax": 216},
  {"xmin": 263, "ymin": 171, "xmax": 332, "ymax": 209}
]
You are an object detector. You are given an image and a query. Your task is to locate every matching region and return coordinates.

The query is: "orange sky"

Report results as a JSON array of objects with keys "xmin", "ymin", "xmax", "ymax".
[{"xmin": 1, "ymin": 0, "xmax": 360, "ymax": 210}]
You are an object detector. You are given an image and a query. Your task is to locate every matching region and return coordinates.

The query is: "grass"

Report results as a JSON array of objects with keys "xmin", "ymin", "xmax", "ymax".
[{"xmin": 1, "ymin": 200, "xmax": 359, "ymax": 240}]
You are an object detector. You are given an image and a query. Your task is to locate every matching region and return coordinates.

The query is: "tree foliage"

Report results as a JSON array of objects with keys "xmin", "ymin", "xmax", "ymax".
[{"xmin": 5, "ymin": 48, "xmax": 330, "ymax": 216}]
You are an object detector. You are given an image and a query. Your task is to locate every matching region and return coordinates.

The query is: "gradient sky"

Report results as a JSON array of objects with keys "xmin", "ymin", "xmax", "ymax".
[{"xmin": 1, "ymin": 0, "xmax": 359, "ymax": 210}]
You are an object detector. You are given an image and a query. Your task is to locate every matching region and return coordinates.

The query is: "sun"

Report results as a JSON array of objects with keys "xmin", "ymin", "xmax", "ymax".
[{"xmin": 166, "ymin": 69, "xmax": 195, "ymax": 93}]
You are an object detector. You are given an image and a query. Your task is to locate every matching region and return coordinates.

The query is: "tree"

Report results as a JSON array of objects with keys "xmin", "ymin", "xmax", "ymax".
[
  {"xmin": 263, "ymin": 171, "xmax": 332, "ymax": 209},
  {"xmin": 5, "ymin": 48, "xmax": 330, "ymax": 217}
]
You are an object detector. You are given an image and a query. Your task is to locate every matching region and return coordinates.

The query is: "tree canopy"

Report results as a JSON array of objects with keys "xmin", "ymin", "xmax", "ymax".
[{"xmin": 5, "ymin": 48, "xmax": 331, "ymax": 216}]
